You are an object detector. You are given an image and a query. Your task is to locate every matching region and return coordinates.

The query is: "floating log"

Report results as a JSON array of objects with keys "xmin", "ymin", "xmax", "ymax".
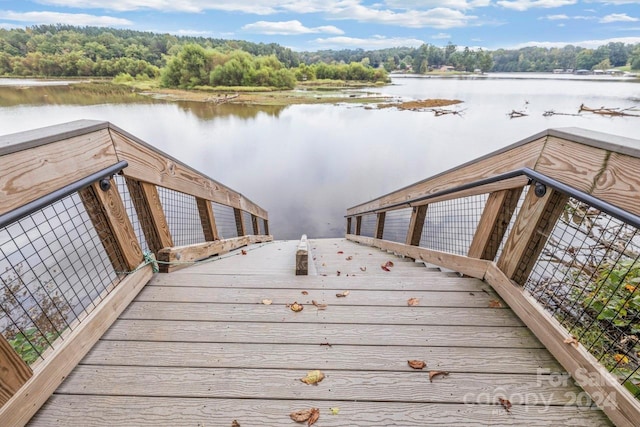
[
  {"xmin": 578, "ymin": 104, "xmax": 639, "ymax": 117},
  {"xmin": 508, "ymin": 110, "xmax": 528, "ymax": 119},
  {"xmin": 543, "ymin": 110, "xmax": 580, "ymax": 117}
]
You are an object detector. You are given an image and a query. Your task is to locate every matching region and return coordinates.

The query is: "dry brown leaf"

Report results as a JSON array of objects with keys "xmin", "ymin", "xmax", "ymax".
[
  {"xmin": 488, "ymin": 299, "xmax": 502, "ymax": 308},
  {"xmin": 381, "ymin": 261, "xmax": 394, "ymax": 271},
  {"xmin": 360, "ymin": 266, "xmax": 366, "ymax": 271},
  {"xmin": 290, "ymin": 409, "xmax": 313, "ymax": 422},
  {"xmin": 312, "ymin": 300, "xmax": 328, "ymax": 310},
  {"xmin": 290, "ymin": 302, "xmax": 303, "ymax": 312},
  {"xmin": 300, "ymin": 370, "xmax": 325, "ymax": 385},
  {"xmin": 337, "ymin": 251, "xmax": 344, "ymax": 254},
  {"xmin": 231, "ymin": 420, "xmax": 240, "ymax": 427},
  {"xmin": 564, "ymin": 336, "xmax": 579, "ymax": 348},
  {"xmin": 346, "ymin": 256, "xmax": 353, "ymax": 261},
  {"xmin": 241, "ymin": 249, "xmax": 247, "ymax": 255},
  {"xmin": 301, "ymin": 291, "xmax": 309, "ymax": 295},
  {"xmin": 336, "ymin": 290, "xmax": 350, "ymax": 297},
  {"xmin": 498, "ymin": 397, "xmax": 512, "ymax": 413},
  {"xmin": 261, "ymin": 299, "xmax": 272, "ymax": 305},
  {"xmin": 429, "ymin": 370, "xmax": 449, "ymax": 382},
  {"xmin": 407, "ymin": 298, "xmax": 420, "ymax": 306},
  {"xmin": 408, "ymin": 360, "xmax": 426, "ymax": 369},
  {"xmin": 307, "ymin": 408, "xmax": 320, "ymax": 426}
]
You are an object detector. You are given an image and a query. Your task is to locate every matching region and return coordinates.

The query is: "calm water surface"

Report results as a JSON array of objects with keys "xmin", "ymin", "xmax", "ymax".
[{"xmin": 1, "ymin": 75, "xmax": 638, "ymax": 239}]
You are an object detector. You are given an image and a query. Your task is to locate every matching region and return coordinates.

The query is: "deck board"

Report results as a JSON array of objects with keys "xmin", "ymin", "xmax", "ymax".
[{"xmin": 30, "ymin": 238, "xmax": 612, "ymax": 426}]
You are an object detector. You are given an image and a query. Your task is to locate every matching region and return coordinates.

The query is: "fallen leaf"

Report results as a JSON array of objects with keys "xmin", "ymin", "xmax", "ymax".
[
  {"xmin": 488, "ymin": 300, "xmax": 502, "ymax": 308},
  {"xmin": 337, "ymin": 251, "xmax": 344, "ymax": 254},
  {"xmin": 564, "ymin": 336, "xmax": 579, "ymax": 348},
  {"xmin": 290, "ymin": 409, "xmax": 313, "ymax": 422},
  {"xmin": 300, "ymin": 370, "xmax": 325, "ymax": 385},
  {"xmin": 231, "ymin": 420, "xmax": 241, "ymax": 427},
  {"xmin": 336, "ymin": 271, "xmax": 341, "ymax": 276},
  {"xmin": 307, "ymin": 408, "xmax": 320, "ymax": 426},
  {"xmin": 261, "ymin": 299, "xmax": 272, "ymax": 305},
  {"xmin": 408, "ymin": 360, "xmax": 426, "ymax": 369},
  {"xmin": 429, "ymin": 370, "xmax": 449, "ymax": 382},
  {"xmin": 329, "ymin": 407, "xmax": 340, "ymax": 415},
  {"xmin": 302, "ymin": 291, "xmax": 309, "ymax": 295},
  {"xmin": 346, "ymin": 256, "xmax": 353, "ymax": 261},
  {"xmin": 336, "ymin": 290, "xmax": 350, "ymax": 297},
  {"xmin": 241, "ymin": 249, "xmax": 247, "ymax": 255},
  {"xmin": 614, "ymin": 354, "xmax": 630, "ymax": 364},
  {"xmin": 312, "ymin": 300, "xmax": 328, "ymax": 310},
  {"xmin": 290, "ymin": 302, "xmax": 303, "ymax": 312},
  {"xmin": 360, "ymin": 266, "xmax": 366, "ymax": 271},
  {"xmin": 498, "ymin": 397, "xmax": 512, "ymax": 413},
  {"xmin": 381, "ymin": 261, "xmax": 394, "ymax": 271},
  {"xmin": 407, "ymin": 298, "xmax": 420, "ymax": 306}
]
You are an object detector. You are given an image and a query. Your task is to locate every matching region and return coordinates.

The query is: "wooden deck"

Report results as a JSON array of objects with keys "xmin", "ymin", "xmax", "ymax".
[{"xmin": 29, "ymin": 238, "xmax": 611, "ymax": 426}]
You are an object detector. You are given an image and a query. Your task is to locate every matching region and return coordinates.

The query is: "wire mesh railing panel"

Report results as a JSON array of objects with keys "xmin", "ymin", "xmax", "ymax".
[
  {"xmin": 359, "ymin": 214, "xmax": 377, "ymax": 238},
  {"xmin": 243, "ymin": 211, "xmax": 253, "ymax": 235},
  {"xmin": 382, "ymin": 209, "xmax": 412, "ymax": 243},
  {"xmin": 157, "ymin": 187, "xmax": 205, "ymax": 247},
  {"xmin": 525, "ymin": 197, "xmax": 640, "ymax": 398},
  {"xmin": 494, "ymin": 186, "xmax": 529, "ymax": 261},
  {"xmin": 212, "ymin": 202, "xmax": 238, "ymax": 239},
  {"xmin": 114, "ymin": 175, "xmax": 148, "ymax": 253},
  {"xmin": 419, "ymin": 194, "xmax": 489, "ymax": 255},
  {"xmin": 0, "ymin": 192, "xmax": 123, "ymax": 365}
]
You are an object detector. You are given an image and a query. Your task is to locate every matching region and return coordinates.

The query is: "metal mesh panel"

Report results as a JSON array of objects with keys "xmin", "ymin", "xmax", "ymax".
[
  {"xmin": 212, "ymin": 202, "xmax": 238, "ymax": 239},
  {"xmin": 419, "ymin": 194, "xmax": 489, "ymax": 255},
  {"xmin": 382, "ymin": 209, "xmax": 412, "ymax": 243},
  {"xmin": 494, "ymin": 186, "xmax": 529, "ymax": 261},
  {"xmin": 359, "ymin": 214, "xmax": 377, "ymax": 238},
  {"xmin": 157, "ymin": 187, "xmax": 205, "ymax": 247},
  {"xmin": 115, "ymin": 175, "xmax": 148, "ymax": 253},
  {"xmin": 243, "ymin": 211, "xmax": 253, "ymax": 235},
  {"xmin": 0, "ymin": 193, "xmax": 122, "ymax": 365},
  {"xmin": 526, "ymin": 197, "xmax": 640, "ymax": 398}
]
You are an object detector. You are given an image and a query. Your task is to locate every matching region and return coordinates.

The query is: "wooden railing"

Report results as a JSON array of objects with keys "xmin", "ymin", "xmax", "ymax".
[
  {"xmin": 0, "ymin": 120, "xmax": 271, "ymax": 425},
  {"xmin": 345, "ymin": 128, "xmax": 640, "ymax": 427}
]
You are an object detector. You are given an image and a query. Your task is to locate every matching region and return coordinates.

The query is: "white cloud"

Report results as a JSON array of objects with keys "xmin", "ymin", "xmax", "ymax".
[
  {"xmin": 0, "ymin": 10, "xmax": 133, "ymax": 26},
  {"xmin": 509, "ymin": 36, "xmax": 640, "ymax": 49},
  {"xmin": 497, "ymin": 0, "xmax": 577, "ymax": 11},
  {"xmin": 313, "ymin": 35, "xmax": 425, "ymax": 49},
  {"xmin": 331, "ymin": 5, "xmax": 476, "ymax": 28},
  {"xmin": 34, "ymin": 0, "xmax": 280, "ymax": 14},
  {"xmin": 383, "ymin": 0, "xmax": 491, "ymax": 10},
  {"xmin": 591, "ymin": 0, "xmax": 640, "ymax": 4},
  {"xmin": 242, "ymin": 20, "xmax": 344, "ymax": 35},
  {"xmin": 173, "ymin": 29, "xmax": 214, "ymax": 36},
  {"xmin": 544, "ymin": 14, "xmax": 569, "ymax": 20},
  {"xmin": 0, "ymin": 22, "xmax": 21, "ymax": 29},
  {"xmin": 432, "ymin": 32, "xmax": 451, "ymax": 39},
  {"xmin": 600, "ymin": 13, "xmax": 639, "ymax": 23}
]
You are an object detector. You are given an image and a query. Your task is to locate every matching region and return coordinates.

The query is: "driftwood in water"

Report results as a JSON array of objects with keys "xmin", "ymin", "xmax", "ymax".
[
  {"xmin": 578, "ymin": 104, "xmax": 639, "ymax": 117},
  {"xmin": 543, "ymin": 110, "xmax": 580, "ymax": 117},
  {"xmin": 431, "ymin": 108, "xmax": 464, "ymax": 117},
  {"xmin": 205, "ymin": 93, "xmax": 239, "ymax": 105},
  {"xmin": 508, "ymin": 110, "xmax": 528, "ymax": 119}
]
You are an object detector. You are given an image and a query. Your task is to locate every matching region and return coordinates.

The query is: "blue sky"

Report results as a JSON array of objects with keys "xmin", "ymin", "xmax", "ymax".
[{"xmin": 0, "ymin": 1, "xmax": 639, "ymax": 51}]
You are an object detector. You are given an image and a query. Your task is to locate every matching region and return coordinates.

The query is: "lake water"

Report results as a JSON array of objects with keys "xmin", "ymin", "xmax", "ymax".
[{"xmin": 1, "ymin": 74, "xmax": 639, "ymax": 239}]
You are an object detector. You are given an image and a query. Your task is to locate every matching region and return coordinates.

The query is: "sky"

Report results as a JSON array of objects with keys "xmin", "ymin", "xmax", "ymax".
[{"xmin": 0, "ymin": 1, "xmax": 639, "ymax": 51}]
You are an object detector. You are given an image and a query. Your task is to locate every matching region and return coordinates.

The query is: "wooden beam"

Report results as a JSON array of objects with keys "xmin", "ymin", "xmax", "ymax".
[
  {"xmin": 485, "ymin": 264, "xmax": 640, "ymax": 427},
  {"xmin": 355, "ymin": 216, "xmax": 362, "ymax": 236},
  {"xmin": 347, "ymin": 234, "xmax": 490, "ymax": 279},
  {"xmin": 405, "ymin": 205, "xmax": 427, "ymax": 246},
  {"xmin": 196, "ymin": 198, "xmax": 219, "ymax": 242},
  {"xmin": 496, "ymin": 187, "xmax": 568, "ymax": 285},
  {"xmin": 0, "ymin": 336, "xmax": 32, "ymax": 407},
  {"xmin": 157, "ymin": 236, "xmax": 273, "ymax": 273},
  {"xmin": 375, "ymin": 212, "xmax": 386, "ymax": 239},
  {"xmin": 468, "ymin": 188, "xmax": 523, "ymax": 260},
  {"xmin": 234, "ymin": 208, "xmax": 246, "ymax": 237},
  {"xmin": 251, "ymin": 214, "xmax": 259, "ymax": 235},
  {"xmin": 125, "ymin": 179, "xmax": 173, "ymax": 254},
  {"xmin": 592, "ymin": 151, "xmax": 640, "ymax": 218},
  {"xmin": 296, "ymin": 235, "xmax": 309, "ymax": 276},
  {"xmin": 0, "ymin": 266, "xmax": 153, "ymax": 427},
  {"xmin": 346, "ymin": 217, "xmax": 352, "ymax": 235},
  {"xmin": 262, "ymin": 220, "xmax": 270, "ymax": 236},
  {"xmin": 79, "ymin": 180, "xmax": 143, "ymax": 272}
]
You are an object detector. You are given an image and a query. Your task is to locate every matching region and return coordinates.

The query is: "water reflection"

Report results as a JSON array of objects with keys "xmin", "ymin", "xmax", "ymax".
[{"xmin": 1, "ymin": 76, "xmax": 639, "ymax": 240}]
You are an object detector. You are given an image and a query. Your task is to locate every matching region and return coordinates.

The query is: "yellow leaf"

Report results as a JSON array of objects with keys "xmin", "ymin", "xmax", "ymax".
[
  {"xmin": 614, "ymin": 354, "xmax": 629, "ymax": 364},
  {"xmin": 329, "ymin": 407, "xmax": 340, "ymax": 415},
  {"xmin": 300, "ymin": 370, "xmax": 325, "ymax": 385},
  {"xmin": 407, "ymin": 298, "xmax": 420, "ymax": 306},
  {"xmin": 625, "ymin": 284, "xmax": 637, "ymax": 293},
  {"xmin": 261, "ymin": 299, "xmax": 272, "ymax": 305},
  {"xmin": 290, "ymin": 302, "xmax": 303, "ymax": 312}
]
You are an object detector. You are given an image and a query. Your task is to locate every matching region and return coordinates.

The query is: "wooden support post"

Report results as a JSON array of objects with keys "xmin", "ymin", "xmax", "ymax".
[
  {"xmin": 468, "ymin": 188, "xmax": 523, "ymax": 260},
  {"xmin": 405, "ymin": 205, "xmax": 428, "ymax": 246},
  {"xmin": 375, "ymin": 212, "xmax": 386, "ymax": 239},
  {"xmin": 251, "ymin": 214, "xmax": 259, "ymax": 235},
  {"xmin": 196, "ymin": 197, "xmax": 219, "ymax": 241},
  {"xmin": 0, "ymin": 335, "xmax": 32, "ymax": 407},
  {"xmin": 296, "ymin": 234, "xmax": 309, "ymax": 276},
  {"xmin": 346, "ymin": 217, "xmax": 352, "ymax": 235},
  {"xmin": 497, "ymin": 186, "xmax": 568, "ymax": 285},
  {"xmin": 126, "ymin": 179, "xmax": 173, "ymax": 254},
  {"xmin": 263, "ymin": 219, "xmax": 270, "ymax": 236},
  {"xmin": 234, "ymin": 208, "xmax": 246, "ymax": 237},
  {"xmin": 79, "ymin": 179, "xmax": 143, "ymax": 272},
  {"xmin": 355, "ymin": 216, "xmax": 362, "ymax": 236}
]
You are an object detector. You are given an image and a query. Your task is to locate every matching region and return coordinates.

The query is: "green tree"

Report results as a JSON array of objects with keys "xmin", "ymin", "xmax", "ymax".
[{"xmin": 162, "ymin": 43, "xmax": 210, "ymax": 87}]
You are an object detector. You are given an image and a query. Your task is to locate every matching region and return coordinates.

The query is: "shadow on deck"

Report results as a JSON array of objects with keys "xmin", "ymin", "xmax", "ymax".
[{"xmin": 30, "ymin": 238, "xmax": 610, "ymax": 426}]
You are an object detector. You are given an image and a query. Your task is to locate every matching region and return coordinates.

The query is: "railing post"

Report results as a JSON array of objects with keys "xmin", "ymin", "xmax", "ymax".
[
  {"xmin": 196, "ymin": 197, "xmax": 219, "ymax": 241},
  {"xmin": 263, "ymin": 219, "xmax": 270, "ymax": 235},
  {"xmin": 79, "ymin": 178, "xmax": 143, "ymax": 271},
  {"xmin": 468, "ymin": 188, "xmax": 523, "ymax": 260},
  {"xmin": 234, "ymin": 208, "xmax": 246, "ymax": 236},
  {"xmin": 497, "ymin": 186, "xmax": 568, "ymax": 285},
  {"xmin": 405, "ymin": 205, "xmax": 428, "ymax": 246},
  {"xmin": 355, "ymin": 216, "xmax": 362, "ymax": 236},
  {"xmin": 126, "ymin": 179, "xmax": 174, "ymax": 253},
  {"xmin": 251, "ymin": 214, "xmax": 260, "ymax": 235},
  {"xmin": 375, "ymin": 212, "xmax": 386, "ymax": 239},
  {"xmin": 0, "ymin": 335, "xmax": 32, "ymax": 407},
  {"xmin": 346, "ymin": 217, "xmax": 352, "ymax": 235}
]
